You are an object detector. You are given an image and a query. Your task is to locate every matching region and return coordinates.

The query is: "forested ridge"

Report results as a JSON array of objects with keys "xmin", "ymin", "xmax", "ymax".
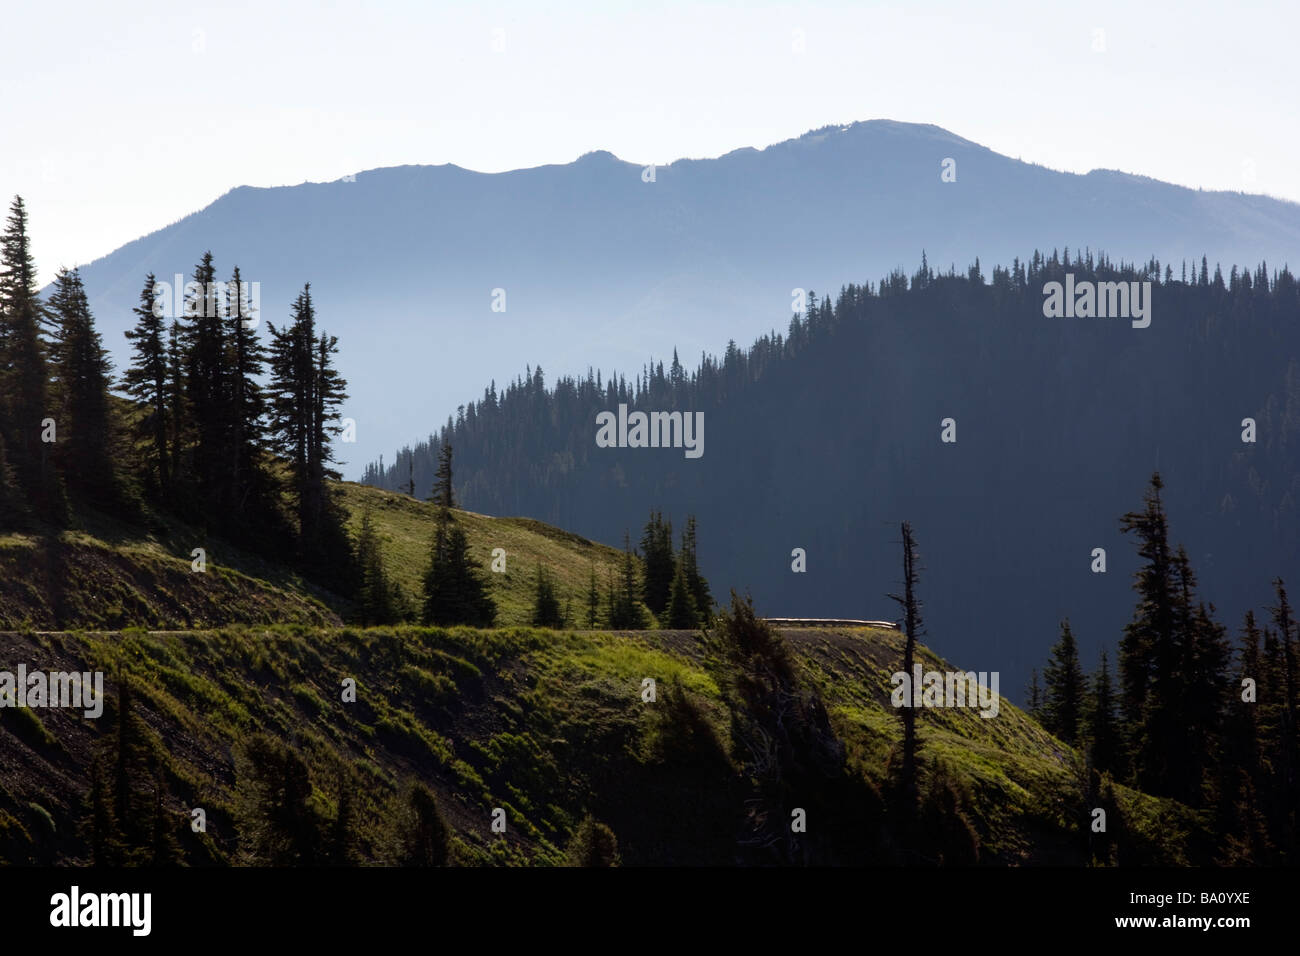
[{"xmin": 364, "ymin": 249, "xmax": 1300, "ymax": 700}]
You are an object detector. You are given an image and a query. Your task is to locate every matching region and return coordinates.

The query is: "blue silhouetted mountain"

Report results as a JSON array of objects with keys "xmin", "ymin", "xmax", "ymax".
[{"xmin": 61, "ymin": 120, "xmax": 1300, "ymax": 478}]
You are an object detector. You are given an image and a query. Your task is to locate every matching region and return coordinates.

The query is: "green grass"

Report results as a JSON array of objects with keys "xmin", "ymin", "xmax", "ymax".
[
  {"xmin": 337, "ymin": 482, "xmax": 633, "ymax": 626},
  {"xmin": 0, "ymin": 622, "xmax": 1204, "ymax": 866},
  {"xmin": 0, "ymin": 480, "xmax": 641, "ymax": 630}
]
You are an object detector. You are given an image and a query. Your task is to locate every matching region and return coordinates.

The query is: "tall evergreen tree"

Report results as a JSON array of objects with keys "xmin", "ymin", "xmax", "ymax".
[
  {"xmin": 122, "ymin": 273, "xmax": 171, "ymax": 495},
  {"xmin": 1087, "ymin": 649, "xmax": 1120, "ymax": 775},
  {"xmin": 665, "ymin": 559, "xmax": 699, "ymax": 629},
  {"xmin": 530, "ymin": 564, "xmax": 563, "ymax": 628},
  {"xmin": 421, "ymin": 513, "xmax": 496, "ymax": 627},
  {"xmin": 431, "ymin": 440, "xmax": 454, "ymax": 511},
  {"xmin": 233, "ymin": 733, "xmax": 322, "ymax": 865},
  {"xmin": 267, "ymin": 285, "xmax": 350, "ymax": 566},
  {"xmin": 179, "ymin": 252, "xmax": 225, "ymax": 506},
  {"xmin": 608, "ymin": 533, "xmax": 646, "ymax": 629},
  {"xmin": 1043, "ymin": 619, "xmax": 1086, "ymax": 745},
  {"xmin": 310, "ymin": 330, "xmax": 348, "ymax": 510},
  {"xmin": 680, "ymin": 515, "xmax": 711, "ymax": 623},
  {"xmin": 47, "ymin": 267, "xmax": 117, "ymax": 502},
  {"xmin": 1025, "ymin": 668, "xmax": 1042, "ymax": 721},
  {"xmin": 639, "ymin": 511, "xmax": 674, "ymax": 617},
  {"xmin": 0, "ymin": 196, "xmax": 64, "ymax": 520},
  {"xmin": 165, "ymin": 317, "xmax": 188, "ymax": 494},
  {"xmin": 1268, "ymin": 579, "xmax": 1298, "ymax": 756},
  {"xmin": 355, "ymin": 509, "xmax": 399, "ymax": 625},
  {"xmin": 1118, "ymin": 472, "xmax": 1178, "ymax": 790},
  {"xmin": 1166, "ymin": 546, "xmax": 1231, "ymax": 806},
  {"xmin": 268, "ymin": 285, "xmax": 317, "ymax": 537},
  {"xmin": 1267, "ymin": 579, "xmax": 1299, "ymax": 852},
  {"xmin": 1218, "ymin": 610, "xmax": 1272, "ymax": 863},
  {"xmin": 223, "ymin": 266, "xmax": 270, "ymax": 522}
]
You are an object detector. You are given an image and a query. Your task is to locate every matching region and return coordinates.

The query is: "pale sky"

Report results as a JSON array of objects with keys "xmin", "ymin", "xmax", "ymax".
[{"xmin": 4, "ymin": 0, "xmax": 1297, "ymax": 287}]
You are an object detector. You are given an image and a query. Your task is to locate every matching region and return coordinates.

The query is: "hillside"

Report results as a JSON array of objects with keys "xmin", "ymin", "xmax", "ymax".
[
  {"xmin": 0, "ymin": 621, "xmax": 1196, "ymax": 867},
  {"xmin": 59, "ymin": 119, "xmax": 1300, "ymax": 478},
  {"xmin": 337, "ymin": 482, "xmax": 631, "ymax": 626},
  {"xmin": 366, "ymin": 258, "xmax": 1300, "ymax": 701},
  {"xmin": 0, "ymin": 482, "xmax": 631, "ymax": 630}
]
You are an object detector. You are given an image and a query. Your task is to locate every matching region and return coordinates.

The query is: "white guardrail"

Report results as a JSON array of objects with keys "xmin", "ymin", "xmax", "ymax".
[{"xmin": 763, "ymin": 618, "xmax": 899, "ymax": 629}]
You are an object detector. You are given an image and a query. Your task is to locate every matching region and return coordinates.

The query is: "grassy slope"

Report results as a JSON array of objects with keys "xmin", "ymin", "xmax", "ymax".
[
  {"xmin": 336, "ymin": 482, "xmax": 633, "ymax": 626},
  {"xmin": 0, "ymin": 481, "xmax": 634, "ymax": 630},
  {"xmin": 0, "ymin": 482, "xmax": 1196, "ymax": 865},
  {"xmin": 0, "ymin": 525, "xmax": 338, "ymax": 630},
  {"xmin": 0, "ymin": 624, "xmax": 1198, "ymax": 866}
]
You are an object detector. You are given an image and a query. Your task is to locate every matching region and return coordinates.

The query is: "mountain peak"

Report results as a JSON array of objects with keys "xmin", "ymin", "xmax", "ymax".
[{"xmin": 575, "ymin": 149, "xmax": 623, "ymax": 164}]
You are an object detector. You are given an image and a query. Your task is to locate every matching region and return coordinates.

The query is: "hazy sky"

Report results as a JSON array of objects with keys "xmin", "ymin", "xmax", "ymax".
[{"xmin": 5, "ymin": 0, "xmax": 1297, "ymax": 286}]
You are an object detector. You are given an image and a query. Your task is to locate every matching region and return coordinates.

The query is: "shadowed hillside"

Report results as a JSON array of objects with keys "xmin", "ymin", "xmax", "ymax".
[{"xmin": 0, "ymin": 620, "xmax": 1194, "ymax": 867}]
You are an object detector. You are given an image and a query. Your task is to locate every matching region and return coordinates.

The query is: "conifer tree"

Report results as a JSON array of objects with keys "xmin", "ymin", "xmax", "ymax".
[
  {"xmin": 0, "ymin": 196, "xmax": 64, "ymax": 520},
  {"xmin": 1233, "ymin": 611, "xmax": 1264, "ymax": 781},
  {"xmin": 1026, "ymin": 668, "xmax": 1042, "ymax": 721},
  {"xmin": 1118, "ymin": 473, "xmax": 1178, "ymax": 788},
  {"xmin": 1043, "ymin": 619, "xmax": 1086, "ymax": 745},
  {"xmin": 122, "ymin": 273, "xmax": 170, "ymax": 495},
  {"xmin": 531, "ymin": 564, "xmax": 563, "ymax": 628},
  {"xmin": 431, "ymin": 440, "xmax": 454, "ymax": 511},
  {"xmin": 267, "ymin": 284, "xmax": 350, "ymax": 569},
  {"xmin": 421, "ymin": 514, "xmax": 495, "ymax": 627},
  {"xmin": 608, "ymin": 533, "xmax": 646, "ymax": 629},
  {"xmin": 1268, "ymin": 579, "xmax": 1298, "ymax": 751},
  {"xmin": 268, "ymin": 285, "xmax": 317, "ymax": 535},
  {"xmin": 310, "ymin": 330, "xmax": 348, "ymax": 503},
  {"xmin": 85, "ymin": 755, "xmax": 123, "ymax": 867},
  {"xmin": 96, "ymin": 676, "xmax": 176, "ymax": 865},
  {"xmin": 223, "ymin": 266, "xmax": 270, "ymax": 523},
  {"xmin": 1267, "ymin": 580, "xmax": 1299, "ymax": 851},
  {"xmin": 680, "ymin": 515, "xmax": 711, "ymax": 623},
  {"xmin": 639, "ymin": 511, "xmax": 674, "ymax": 616},
  {"xmin": 665, "ymin": 560, "xmax": 699, "ymax": 629},
  {"xmin": 233, "ymin": 733, "xmax": 322, "ymax": 865},
  {"xmin": 165, "ymin": 318, "xmax": 188, "ymax": 492},
  {"xmin": 1161, "ymin": 546, "xmax": 1231, "ymax": 806},
  {"xmin": 355, "ymin": 509, "xmax": 397, "ymax": 625},
  {"xmin": 1218, "ymin": 611, "xmax": 1272, "ymax": 863},
  {"xmin": 47, "ymin": 267, "xmax": 117, "ymax": 502},
  {"xmin": 1087, "ymin": 649, "xmax": 1120, "ymax": 775},
  {"xmin": 419, "ymin": 435, "xmax": 494, "ymax": 627},
  {"xmin": 180, "ymin": 252, "xmax": 225, "ymax": 505}
]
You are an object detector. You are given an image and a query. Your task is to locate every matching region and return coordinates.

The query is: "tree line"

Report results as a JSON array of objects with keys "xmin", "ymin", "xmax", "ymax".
[
  {"xmin": 1029, "ymin": 472, "xmax": 1299, "ymax": 864},
  {"xmin": 358, "ymin": 245, "xmax": 1300, "ymax": 705},
  {"xmin": 0, "ymin": 195, "xmax": 353, "ymax": 593}
]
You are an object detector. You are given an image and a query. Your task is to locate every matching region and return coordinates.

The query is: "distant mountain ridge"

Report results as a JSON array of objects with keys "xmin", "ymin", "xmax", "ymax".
[{"xmin": 59, "ymin": 120, "xmax": 1300, "ymax": 477}]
